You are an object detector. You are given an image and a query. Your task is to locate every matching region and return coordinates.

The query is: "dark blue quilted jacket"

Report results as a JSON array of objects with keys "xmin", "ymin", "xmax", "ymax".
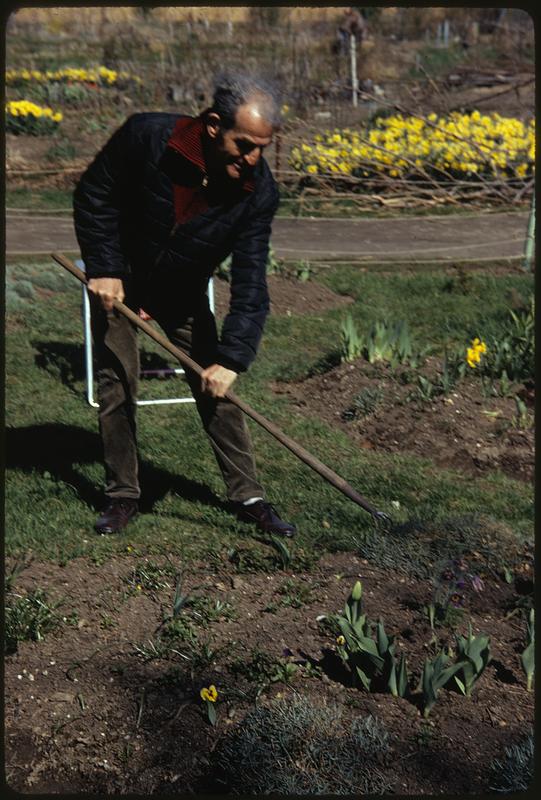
[{"xmin": 73, "ymin": 112, "xmax": 280, "ymax": 372}]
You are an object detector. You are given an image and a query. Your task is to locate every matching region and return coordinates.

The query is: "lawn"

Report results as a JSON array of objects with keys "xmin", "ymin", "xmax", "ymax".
[{"xmin": 5, "ymin": 258, "xmax": 533, "ymax": 563}]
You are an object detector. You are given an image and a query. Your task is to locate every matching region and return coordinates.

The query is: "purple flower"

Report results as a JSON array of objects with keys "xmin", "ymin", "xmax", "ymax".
[
  {"xmin": 450, "ymin": 593, "xmax": 464, "ymax": 608},
  {"xmin": 282, "ymin": 647, "xmax": 294, "ymax": 658}
]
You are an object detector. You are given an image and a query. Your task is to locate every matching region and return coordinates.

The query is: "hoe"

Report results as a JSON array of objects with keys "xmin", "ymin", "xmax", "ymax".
[{"xmin": 52, "ymin": 252, "xmax": 392, "ymax": 527}]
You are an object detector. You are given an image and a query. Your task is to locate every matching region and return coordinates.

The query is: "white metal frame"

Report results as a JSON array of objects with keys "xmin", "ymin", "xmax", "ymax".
[{"xmin": 77, "ymin": 260, "xmax": 215, "ymax": 408}]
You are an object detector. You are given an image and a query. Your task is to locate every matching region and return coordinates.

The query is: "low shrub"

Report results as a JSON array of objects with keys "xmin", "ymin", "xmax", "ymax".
[
  {"xmin": 490, "ymin": 732, "xmax": 534, "ymax": 793},
  {"xmin": 215, "ymin": 695, "xmax": 393, "ymax": 794}
]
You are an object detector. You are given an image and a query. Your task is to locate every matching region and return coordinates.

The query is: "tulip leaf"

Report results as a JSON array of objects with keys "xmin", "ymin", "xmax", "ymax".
[
  {"xmin": 397, "ymin": 653, "xmax": 408, "ymax": 697},
  {"xmin": 355, "ymin": 665, "xmax": 372, "ymax": 691}
]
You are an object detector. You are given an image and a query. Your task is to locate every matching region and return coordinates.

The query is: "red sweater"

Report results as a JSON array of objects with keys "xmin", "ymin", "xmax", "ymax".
[{"xmin": 166, "ymin": 114, "xmax": 255, "ymax": 224}]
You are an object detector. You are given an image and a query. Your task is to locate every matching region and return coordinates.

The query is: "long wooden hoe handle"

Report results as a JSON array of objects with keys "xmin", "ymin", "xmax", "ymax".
[{"xmin": 51, "ymin": 251, "xmax": 390, "ymax": 522}]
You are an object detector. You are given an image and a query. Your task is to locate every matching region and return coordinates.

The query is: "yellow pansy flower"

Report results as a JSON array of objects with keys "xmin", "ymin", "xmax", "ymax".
[{"xmin": 200, "ymin": 685, "xmax": 218, "ymax": 702}]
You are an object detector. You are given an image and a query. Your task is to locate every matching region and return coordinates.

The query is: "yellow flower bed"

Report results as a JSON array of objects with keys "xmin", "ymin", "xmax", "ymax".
[
  {"xmin": 6, "ymin": 65, "xmax": 142, "ymax": 87},
  {"xmin": 290, "ymin": 111, "xmax": 535, "ymax": 183},
  {"xmin": 6, "ymin": 99, "xmax": 63, "ymax": 135}
]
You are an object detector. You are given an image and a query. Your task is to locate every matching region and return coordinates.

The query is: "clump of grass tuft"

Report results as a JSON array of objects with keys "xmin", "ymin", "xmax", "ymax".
[
  {"xmin": 124, "ymin": 559, "xmax": 177, "ymax": 593},
  {"xmin": 5, "ymin": 589, "xmax": 63, "ymax": 654},
  {"xmin": 341, "ymin": 387, "xmax": 384, "ymax": 420},
  {"xmin": 214, "ymin": 695, "xmax": 393, "ymax": 794}
]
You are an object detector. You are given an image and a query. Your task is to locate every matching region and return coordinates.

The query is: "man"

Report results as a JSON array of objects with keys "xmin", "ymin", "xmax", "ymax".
[
  {"xmin": 73, "ymin": 73, "xmax": 296, "ymax": 538},
  {"xmin": 334, "ymin": 7, "xmax": 368, "ymax": 55}
]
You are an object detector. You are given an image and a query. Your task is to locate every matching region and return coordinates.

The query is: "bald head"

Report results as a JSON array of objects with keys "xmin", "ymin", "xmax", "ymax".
[{"xmin": 208, "ymin": 72, "xmax": 282, "ymax": 131}]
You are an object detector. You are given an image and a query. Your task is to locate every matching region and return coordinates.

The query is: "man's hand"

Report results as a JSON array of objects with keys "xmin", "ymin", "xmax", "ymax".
[
  {"xmin": 201, "ymin": 364, "xmax": 238, "ymax": 398},
  {"xmin": 87, "ymin": 277, "xmax": 124, "ymax": 312}
]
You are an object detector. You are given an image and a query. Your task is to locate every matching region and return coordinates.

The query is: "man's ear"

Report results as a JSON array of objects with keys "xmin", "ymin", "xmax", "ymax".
[{"xmin": 206, "ymin": 112, "xmax": 221, "ymax": 140}]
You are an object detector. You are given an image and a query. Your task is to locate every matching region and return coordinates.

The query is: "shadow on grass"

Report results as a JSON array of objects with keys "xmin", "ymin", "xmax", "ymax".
[
  {"xmin": 5, "ymin": 423, "xmax": 225, "ymax": 514},
  {"xmin": 34, "ymin": 341, "xmax": 85, "ymax": 392},
  {"xmin": 34, "ymin": 341, "xmax": 178, "ymax": 394}
]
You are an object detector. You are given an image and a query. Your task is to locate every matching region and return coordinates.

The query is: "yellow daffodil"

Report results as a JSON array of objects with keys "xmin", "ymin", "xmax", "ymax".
[
  {"xmin": 6, "ymin": 65, "xmax": 141, "ymax": 87},
  {"xmin": 471, "ymin": 338, "xmax": 487, "ymax": 353},
  {"xmin": 6, "ymin": 99, "xmax": 62, "ymax": 132},
  {"xmin": 289, "ymin": 111, "xmax": 534, "ymax": 182},
  {"xmin": 466, "ymin": 348, "xmax": 480, "ymax": 368},
  {"xmin": 466, "ymin": 337, "xmax": 487, "ymax": 368}
]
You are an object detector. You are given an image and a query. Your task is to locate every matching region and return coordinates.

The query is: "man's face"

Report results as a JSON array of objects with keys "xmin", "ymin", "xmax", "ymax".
[{"xmin": 206, "ymin": 102, "xmax": 273, "ymax": 181}]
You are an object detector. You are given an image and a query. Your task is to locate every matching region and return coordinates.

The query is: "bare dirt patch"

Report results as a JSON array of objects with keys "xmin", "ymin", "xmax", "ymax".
[
  {"xmin": 212, "ymin": 273, "xmax": 354, "ymax": 320},
  {"xmin": 273, "ymin": 356, "xmax": 534, "ymax": 484},
  {"xmin": 4, "ymin": 550, "xmax": 534, "ymax": 794}
]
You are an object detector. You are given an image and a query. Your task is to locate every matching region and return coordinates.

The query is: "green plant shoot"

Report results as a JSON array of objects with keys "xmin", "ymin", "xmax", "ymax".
[{"xmin": 453, "ymin": 623, "xmax": 491, "ymax": 696}]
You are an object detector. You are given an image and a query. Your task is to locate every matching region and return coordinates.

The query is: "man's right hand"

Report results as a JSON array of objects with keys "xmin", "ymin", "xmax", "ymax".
[{"xmin": 87, "ymin": 277, "xmax": 125, "ymax": 312}]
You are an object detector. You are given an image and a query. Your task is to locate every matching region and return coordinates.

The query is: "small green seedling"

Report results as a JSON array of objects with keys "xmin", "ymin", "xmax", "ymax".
[
  {"xmin": 453, "ymin": 623, "xmax": 491, "ymax": 697},
  {"xmin": 420, "ymin": 649, "xmax": 462, "ymax": 718}
]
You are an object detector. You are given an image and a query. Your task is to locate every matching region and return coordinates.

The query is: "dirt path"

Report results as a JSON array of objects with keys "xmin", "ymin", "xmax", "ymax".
[{"xmin": 6, "ymin": 211, "xmax": 529, "ymax": 263}]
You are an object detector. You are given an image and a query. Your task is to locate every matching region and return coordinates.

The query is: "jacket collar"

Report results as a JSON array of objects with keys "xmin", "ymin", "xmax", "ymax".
[{"xmin": 166, "ymin": 114, "xmax": 255, "ymax": 192}]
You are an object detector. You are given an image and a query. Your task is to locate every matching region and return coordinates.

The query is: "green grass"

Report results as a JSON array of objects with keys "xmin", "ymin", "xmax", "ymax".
[
  {"xmin": 410, "ymin": 44, "xmax": 469, "ymax": 78},
  {"xmin": 6, "ymin": 185, "xmax": 526, "ymax": 220},
  {"xmin": 5, "ymin": 588, "xmax": 64, "ymax": 654},
  {"xmin": 6, "ymin": 187, "xmax": 74, "ymax": 211},
  {"xmin": 316, "ymin": 267, "xmax": 533, "ymax": 351},
  {"xmin": 5, "ymin": 257, "xmax": 533, "ymax": 568}
]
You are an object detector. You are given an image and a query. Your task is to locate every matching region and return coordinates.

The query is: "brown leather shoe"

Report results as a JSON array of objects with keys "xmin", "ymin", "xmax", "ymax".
[
  {"xmin": 235, "ymin": 500, "xmax": 297, "ymax": 538},
  {"xmin": 95, "ymin": 498, "xmax": 138, "ymax": 535}
]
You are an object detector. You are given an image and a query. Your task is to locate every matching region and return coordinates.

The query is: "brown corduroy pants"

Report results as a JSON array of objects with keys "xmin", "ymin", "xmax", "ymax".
[{"xmin": 90, "ymin": 290, "xmax": 264, "ymax": 504}]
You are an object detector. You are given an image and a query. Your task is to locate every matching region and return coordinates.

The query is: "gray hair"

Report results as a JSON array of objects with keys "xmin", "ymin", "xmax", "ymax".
[{"xmin": 209, "ymin": 71, "xmax": 282, "ymax": 130}]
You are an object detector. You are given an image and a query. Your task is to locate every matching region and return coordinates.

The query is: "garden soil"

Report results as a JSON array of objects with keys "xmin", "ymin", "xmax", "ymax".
[
  {"xmin": 274, "ymin": 354, "xmax": 534, "ymax": 485},
  {"xmin": 4, "ymin": 549, "xmax": 534, "ymax": 795},
  {"xmin": 5, "ymin": 276, "xmax": 534, "ymax": 795}
]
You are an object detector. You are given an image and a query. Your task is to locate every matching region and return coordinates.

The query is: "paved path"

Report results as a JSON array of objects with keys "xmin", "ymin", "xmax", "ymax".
[{"xmin": 6, "ymin": 210, "xmax": 528, "ymax": 263}]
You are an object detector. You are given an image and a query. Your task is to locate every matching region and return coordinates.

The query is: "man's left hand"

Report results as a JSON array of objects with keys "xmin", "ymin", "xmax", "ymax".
[{"xmin": 201, "ymin": 364, "xmax": 238, "ymax": 398}]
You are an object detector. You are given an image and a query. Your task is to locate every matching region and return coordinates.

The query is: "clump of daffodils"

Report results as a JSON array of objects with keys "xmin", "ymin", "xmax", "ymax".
[
  {"xmin": 6, "ymin": 66, "xmax": 142, "ymax": 88},
  {"xmin": 5, "ymin": 99, "xmax": 62, "ymax": 135},
  {"xmin": 466, "ymin": 337, "xmax": 487, "ymax": 369},
  {"xmin": 290, "ymin": 111, "xmax": 535, "ymax": 183}
]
